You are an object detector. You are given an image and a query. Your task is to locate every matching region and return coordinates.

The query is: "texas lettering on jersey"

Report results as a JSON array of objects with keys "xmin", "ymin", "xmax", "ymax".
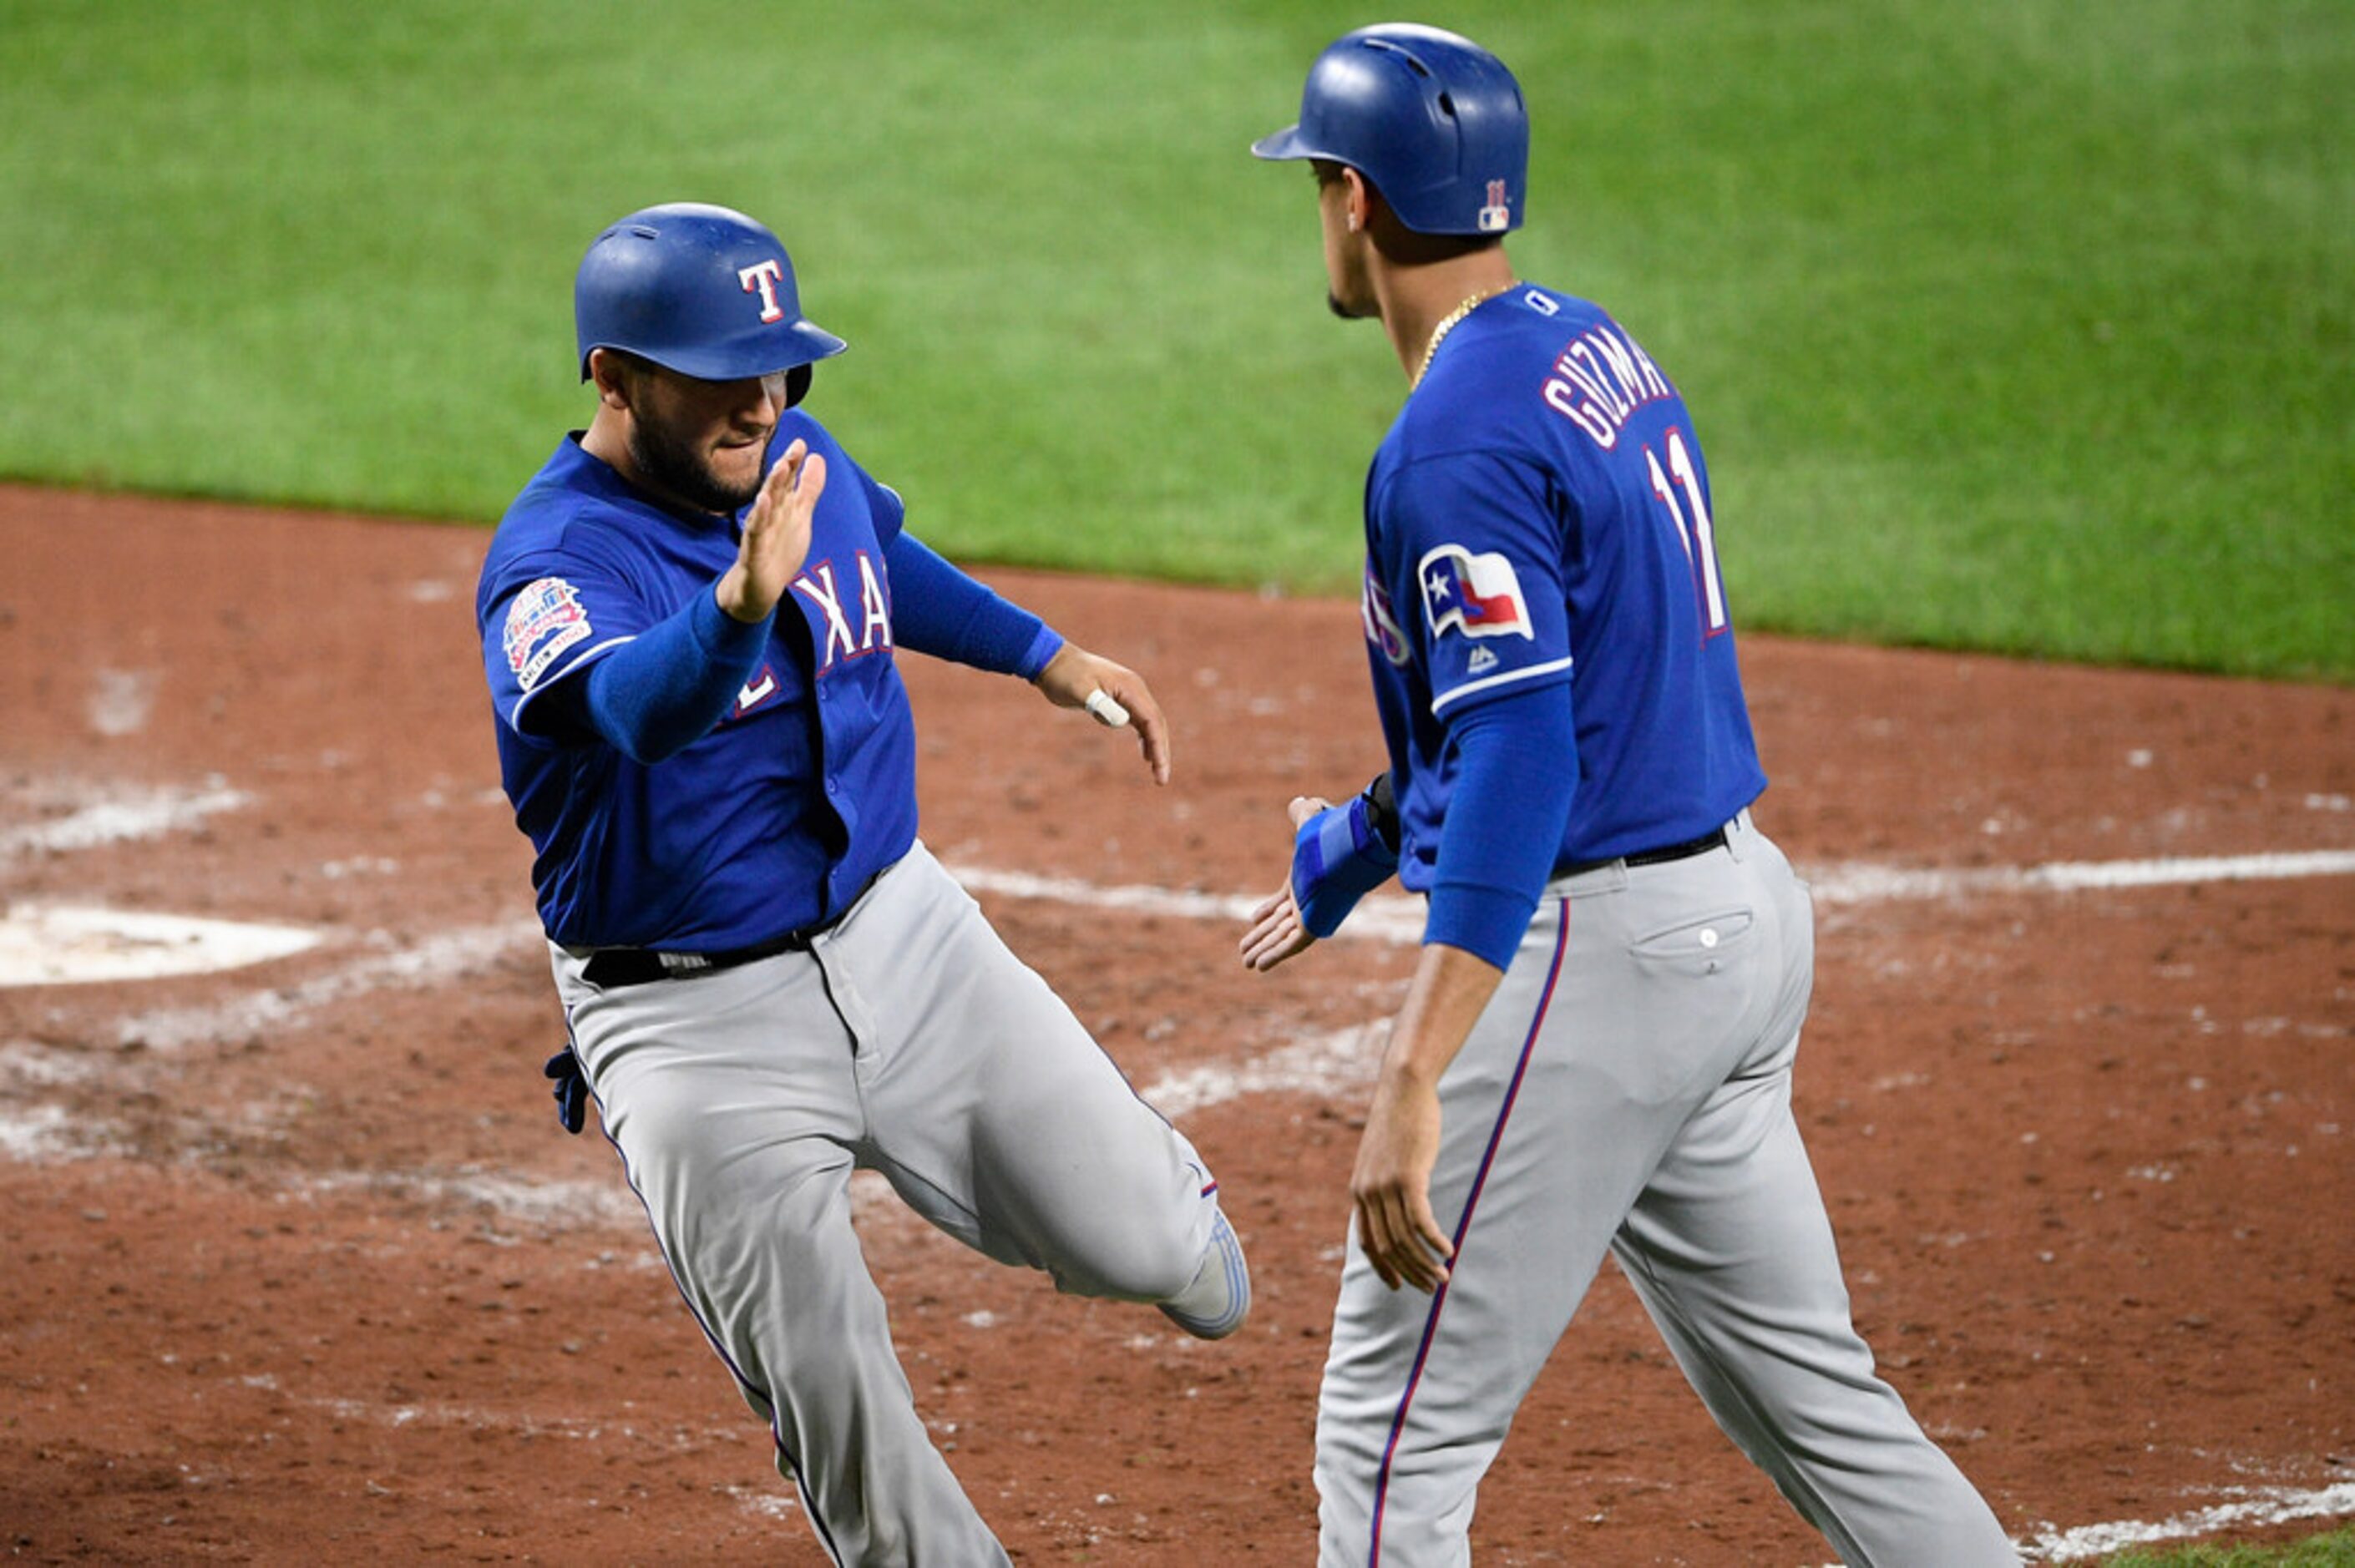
[
  {"xmin": 1362, "ymin": 561, "xmax": 1411, "ymax": 666},
  {"xmin": 728, "ymin": 664, "xmax": 781, "ymax": 721},
  {"xmin": 791, "ymin": 550, "xmax": 894, "ymax": 670}
]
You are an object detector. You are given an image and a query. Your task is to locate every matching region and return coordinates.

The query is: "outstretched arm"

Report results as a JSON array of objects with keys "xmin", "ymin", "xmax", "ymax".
[
  {"xmin": 881, "ymin": 530, "xmax": 1168, "ymax": 784},
  {"xmin": 882, "ymin": 531, "xmax": 1063, "ymax": 676}
]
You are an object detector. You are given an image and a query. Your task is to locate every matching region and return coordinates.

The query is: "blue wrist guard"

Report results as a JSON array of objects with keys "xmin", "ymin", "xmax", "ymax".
[{"xmin": 1290, "ymin": 790, "xmax": 1400, "ymax": 938}]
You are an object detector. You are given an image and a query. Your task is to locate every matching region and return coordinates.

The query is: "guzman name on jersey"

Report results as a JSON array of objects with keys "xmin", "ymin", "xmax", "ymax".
[{"xmin": 1540, "ymin": 321, "xmax": 1674, "ymax": 451}]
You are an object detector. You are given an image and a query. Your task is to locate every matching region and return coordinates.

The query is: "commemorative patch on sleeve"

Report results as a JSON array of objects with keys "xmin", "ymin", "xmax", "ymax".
[
  {"xmin": 503, "ymin": 577, "xmax": 592, "ymax": 690},
  {"xmin": 1419, "ymin": 544, "xmax": 1535, "ymax": 640}
]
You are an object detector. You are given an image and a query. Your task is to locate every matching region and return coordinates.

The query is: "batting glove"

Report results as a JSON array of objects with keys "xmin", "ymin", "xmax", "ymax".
[{"xmin": 544, "ymin": 1044, "xmax": 589, "ymax": 1136}]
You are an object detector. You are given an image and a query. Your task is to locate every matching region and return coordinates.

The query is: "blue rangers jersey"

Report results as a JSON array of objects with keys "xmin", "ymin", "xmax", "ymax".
[
  {"xmin": 1360, "ymin": 285, "xmax": 1767, "ymax": 892},
  {"xmin": 478, "ymin": 411, "xmax": 918, "ymax": 950}
]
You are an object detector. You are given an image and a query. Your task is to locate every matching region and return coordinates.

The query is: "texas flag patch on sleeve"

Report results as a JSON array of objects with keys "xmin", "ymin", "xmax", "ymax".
[{"xmin": 1418, "ymin": 544, "xmax": 1534, "ymax": 640}]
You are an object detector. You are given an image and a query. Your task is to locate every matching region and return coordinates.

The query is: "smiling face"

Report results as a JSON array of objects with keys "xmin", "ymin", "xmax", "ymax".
[{"xmin": 604, "ymin": 354, "xmax": 793, "ymax": 514}]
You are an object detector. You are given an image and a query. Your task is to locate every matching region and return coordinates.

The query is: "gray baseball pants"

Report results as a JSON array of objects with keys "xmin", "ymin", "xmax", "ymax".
[
  {"xmin": 1314, "ymin": 812, "xmax": 2018, "ymax": 1566},
  {"xmin": 552, "ymin": 841, "xmax": 1226, "ymax": 1567}
]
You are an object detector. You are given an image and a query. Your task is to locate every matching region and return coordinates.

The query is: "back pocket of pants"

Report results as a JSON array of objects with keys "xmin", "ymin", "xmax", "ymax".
[{"xmin": 1628, "ymin": 908, "xmax": 1756, "ymax": 977}]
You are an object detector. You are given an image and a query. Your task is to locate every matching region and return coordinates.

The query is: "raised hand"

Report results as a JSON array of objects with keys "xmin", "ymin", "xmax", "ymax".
[{"xmin": 717, "ymin": 439, "xmax": 828, "ymax": 623}]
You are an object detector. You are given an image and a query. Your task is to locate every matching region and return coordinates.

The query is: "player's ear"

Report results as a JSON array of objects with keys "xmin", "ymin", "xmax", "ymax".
[{"xmin": 586, "ymin": 348, "xmax": 636, "ymax": 412}]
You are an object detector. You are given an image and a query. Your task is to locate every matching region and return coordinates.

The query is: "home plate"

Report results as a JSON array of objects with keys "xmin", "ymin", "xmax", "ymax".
[{"xmin": 0, "ymin": 904, "xmax": 322, "ymax": 987}]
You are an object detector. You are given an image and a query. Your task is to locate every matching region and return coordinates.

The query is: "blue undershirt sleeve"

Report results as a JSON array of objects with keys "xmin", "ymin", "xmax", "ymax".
[
  {"xmin": 1423, "ymin": 681, "xmax": 1580, "ymax": 969},
  {"xmin": 531, "ymin": 587, "xmax": 771, "ymax": 765},
  {"xmin": 884, "ymin": 530, "xmax": 1062, "ymax": 679}
]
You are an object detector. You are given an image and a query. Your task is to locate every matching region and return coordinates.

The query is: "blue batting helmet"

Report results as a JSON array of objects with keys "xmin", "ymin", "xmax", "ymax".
[
  {"xmin": 1251, "ymin": 24, "xmax": 1527, "ymax": 237},
  {"xmin": 573, "ymin": 202, "xmax": 847, "ymax": 382}
]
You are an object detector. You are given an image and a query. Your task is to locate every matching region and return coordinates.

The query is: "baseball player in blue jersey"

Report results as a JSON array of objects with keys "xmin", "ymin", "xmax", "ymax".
[
  {"xmin": 1244, "ymin": 28, "xmax": 2016, "ymax": 1566},
  {"xmin": 476, "ymin": 202, "xmax": 1248, "ymax": 1566}
]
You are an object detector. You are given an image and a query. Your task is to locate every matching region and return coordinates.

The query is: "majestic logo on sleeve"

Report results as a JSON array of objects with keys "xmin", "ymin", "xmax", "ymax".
[
  {"xmin": 1361, "ymin": 562, "xmax": 1410, "ymax": 666},
  {"xmin": 1419, "ymin": 544, "xmax": 1534, "ymax": 641},
  {"xmin": 503, "ymin": 577, "xmax": 591, "ymax": 690}
]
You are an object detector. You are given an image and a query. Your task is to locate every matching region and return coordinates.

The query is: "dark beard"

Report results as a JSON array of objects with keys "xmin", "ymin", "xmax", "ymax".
[
  {"xmin": 628, "ymin": 416, "xmax": 762, "ymax": 515},
  {"xmin": 1328, "ymin": 291, "xmax": 1373, "ymax": 321}
]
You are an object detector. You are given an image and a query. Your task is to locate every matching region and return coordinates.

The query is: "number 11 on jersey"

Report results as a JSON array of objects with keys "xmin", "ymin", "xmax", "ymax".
[{"xmin": 1644, "ymin": 428, "xmax": 1727, "ymax": 637}]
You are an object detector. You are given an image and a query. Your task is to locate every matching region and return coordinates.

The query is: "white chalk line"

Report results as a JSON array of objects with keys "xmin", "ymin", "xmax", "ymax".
[
  {"xmin": 291, "ymin": 1392, "xmax": 744, "ymax": 1449},
  {"xmin": 2021, "ymin": 1480, "xmax": 2355, "ymax": 1561},
  {"xmin": 1142, "ymin": 1021, "xmax": 1385, "ymax": 1117},
  {"xmin": 0, "ymin": 1104, "xmax": 79, "ymax": 1161},
  {"xmin": 108, "ymin": 918, "xmax": 541, "ymax": 1050},
  {"xmin": 950, "ymin": 864, "xmax": 1427, "ymax": 943},
  {"xmin": 954, "ymin": 847, "xmax": 2355, "ymax": 941},
  {"xmin": 1809, "ymin": 848, "xmax": 2355, "ymax": 907},
  {"xmin": 3, "ymin": 835, "xmax": 2342, "ymax": 1175},
  {"xmin": 301, "ymin": 1166, "xmax": 644, "ymax": 1231},
  {"xmin": 6, "ymin": 837, "xmax": 2342, "ymax": 1175},
  {"xmin": 0, "ymin": 782, "xmax": 250, "ymax": 857}
]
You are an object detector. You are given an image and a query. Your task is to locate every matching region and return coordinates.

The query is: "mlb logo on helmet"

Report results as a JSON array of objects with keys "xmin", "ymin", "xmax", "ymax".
[
  {"xmin": 1477, "ymin": 178, "xmax": 1512, "ymax": 234},
  {"xmin": 1420, "ymin": 544, "xmax": 1534, "ymax": 640}
]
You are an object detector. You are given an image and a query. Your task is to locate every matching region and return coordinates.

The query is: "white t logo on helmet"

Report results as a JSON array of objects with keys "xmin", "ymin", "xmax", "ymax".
[{"xmin": 737, "ymin": 259, "xmax": 788, "ymax": 322}]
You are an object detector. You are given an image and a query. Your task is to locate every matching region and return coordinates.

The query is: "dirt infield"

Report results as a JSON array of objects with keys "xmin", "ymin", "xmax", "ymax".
[{"xmin": 1, "ymin": 484, "xmax": 2348, "ymax": 1564}]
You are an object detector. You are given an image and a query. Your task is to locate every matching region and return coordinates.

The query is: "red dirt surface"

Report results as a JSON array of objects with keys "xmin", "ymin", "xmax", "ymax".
[{"xmin": 1, "ymin": 484, "xmax": 2348, "ymax": 1564}]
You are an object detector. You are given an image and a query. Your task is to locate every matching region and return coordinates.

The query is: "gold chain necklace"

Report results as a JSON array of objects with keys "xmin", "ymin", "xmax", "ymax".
[{"xmin": 1412, "ymin": 281, "xmax": 1520, "ymax": 389}]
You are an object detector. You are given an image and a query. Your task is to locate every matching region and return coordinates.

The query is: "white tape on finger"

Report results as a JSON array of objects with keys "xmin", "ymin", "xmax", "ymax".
[{"xmin": 1085, "ymin": 690, "xmax": 1131, "ymax": 729}]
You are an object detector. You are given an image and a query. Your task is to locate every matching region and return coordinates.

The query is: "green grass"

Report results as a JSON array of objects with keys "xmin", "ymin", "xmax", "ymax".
[
  {"xmin": 1, "ymin": 2, "xmax": 2347, "ymax": 679},
  {"xmin": 2102, "ymin": 1526, "xmax": 2355, "ymax": 1565}
]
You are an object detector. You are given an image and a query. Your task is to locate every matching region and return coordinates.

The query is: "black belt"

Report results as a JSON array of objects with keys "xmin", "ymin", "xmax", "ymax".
[
  {"xmin": 581, "ymin": 920, "xmax": 833, "ymax": 989},
  {"xmin": 1556, "ymin": 824, "xmax": 1729, "ymax": 881},
  {"xmin": 581, "ymin": 870, "xmax": 887, "ymax": 989}
]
